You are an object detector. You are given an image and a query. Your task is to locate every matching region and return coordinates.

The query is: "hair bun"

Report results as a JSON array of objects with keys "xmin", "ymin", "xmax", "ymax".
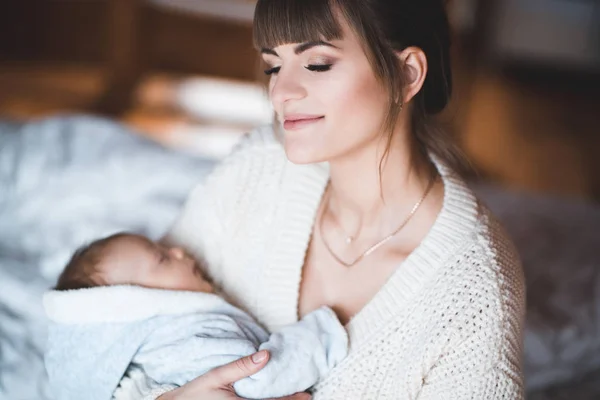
[
  {"xmin": 420, "ymin": 2, "xmax": 452, "ymax": 114},
  {"xmin": 422, "ymin": 41, "xmax": 452, "ymax": 114}
]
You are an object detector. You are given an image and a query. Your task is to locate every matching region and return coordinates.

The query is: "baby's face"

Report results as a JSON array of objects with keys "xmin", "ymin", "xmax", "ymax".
[{"xmin": 99, "ymin": 235, "xmax": 214, "ymax": 293}]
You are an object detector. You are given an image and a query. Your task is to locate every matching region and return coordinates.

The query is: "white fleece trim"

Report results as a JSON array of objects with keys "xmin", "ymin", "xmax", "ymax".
[
  {"xmin": 141, "ymin": 386, "xmax": 176, "ymax": 400},
  {"xmin": 43, "ymin": 285, "xmax": 233, "ymax": 324}
]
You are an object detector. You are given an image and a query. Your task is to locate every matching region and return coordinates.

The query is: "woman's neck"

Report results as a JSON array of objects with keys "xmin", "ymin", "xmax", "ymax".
[{"xmin": 326, "ymin": 132, "xmax": 435, "ymax": 237}]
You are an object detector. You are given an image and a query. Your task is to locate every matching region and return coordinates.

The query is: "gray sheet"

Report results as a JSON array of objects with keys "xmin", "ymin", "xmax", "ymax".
[{"xmin": 474, "ymin": 184, "xmax": 600, "ymax": 394}]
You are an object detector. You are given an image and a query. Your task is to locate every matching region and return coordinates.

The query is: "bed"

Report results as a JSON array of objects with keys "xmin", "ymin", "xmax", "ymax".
[{"xmin": 1, "ymin": 116, "xmax": 599, "ymax": 399}]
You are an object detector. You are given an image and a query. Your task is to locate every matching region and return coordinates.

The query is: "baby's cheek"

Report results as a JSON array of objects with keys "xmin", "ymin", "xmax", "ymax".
[{"xmin": 188, "ymin": 274, "xmax": 214, "ymax": 293}]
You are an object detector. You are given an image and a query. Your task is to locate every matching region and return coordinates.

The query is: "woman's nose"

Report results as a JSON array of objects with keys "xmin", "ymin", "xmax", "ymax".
[
  {"xmin": 169, "ymin": 247, "xmax": 185, "ymax": 260},
  {"xmin": 270, "ymin": 70, "xmax": 307, "ymax": 107}
]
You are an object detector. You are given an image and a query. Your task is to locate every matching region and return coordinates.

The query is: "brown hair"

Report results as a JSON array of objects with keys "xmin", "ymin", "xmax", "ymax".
[
  {"xmin": 253, "ymin": 0, "xmax": 466, "ymax": 173},
  {"xmin": 54, "ymin": 233, "xmax": 129, "ymax": 291}
]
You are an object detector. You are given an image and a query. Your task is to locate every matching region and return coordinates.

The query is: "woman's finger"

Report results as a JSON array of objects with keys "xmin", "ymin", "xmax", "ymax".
[
  {"xmin": 289, "ymin": 395, "xmax": 311, "ymax": 400},
  {"xmin": 266, "ymin": 393, "xmax": 312, "ymax": 400},
  {"xmin": 202, "ymin": 350, "xmax": 270, "ymax": 388}
]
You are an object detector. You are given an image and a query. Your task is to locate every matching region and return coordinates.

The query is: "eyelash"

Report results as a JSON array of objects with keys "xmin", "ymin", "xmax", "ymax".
[{"xmin": 263, "ymin": 64, "xmax": 333, "ymax": 76}]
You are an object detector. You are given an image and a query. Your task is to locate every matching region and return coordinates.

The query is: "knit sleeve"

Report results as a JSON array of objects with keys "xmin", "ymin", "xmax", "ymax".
[
  {"xmin": 418, "ymin": 328, "xmax": 524, "ymax": 399},
  {"xmin": 418, "ymin": 257, "xmax": 526, "ymax": 399}
]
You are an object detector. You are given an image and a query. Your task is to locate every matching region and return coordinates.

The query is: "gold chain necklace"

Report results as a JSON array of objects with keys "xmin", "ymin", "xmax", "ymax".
[{"xmin": 319, "ymin": 174, "xmax": 436, "ymax": 267}]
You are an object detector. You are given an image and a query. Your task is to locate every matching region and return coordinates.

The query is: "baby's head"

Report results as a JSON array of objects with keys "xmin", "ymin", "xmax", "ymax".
[{"xmin": 55, "ymin": 233, "xmax": 214, "ymax": 293}]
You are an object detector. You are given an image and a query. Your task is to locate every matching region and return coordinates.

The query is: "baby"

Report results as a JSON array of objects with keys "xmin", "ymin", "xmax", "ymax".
[{"xmin": 43, "ymin": 233, "xmax": 347, "ymax": 400}]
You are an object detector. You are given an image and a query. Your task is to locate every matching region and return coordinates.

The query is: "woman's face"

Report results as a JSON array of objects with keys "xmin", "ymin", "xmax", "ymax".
[{"xmin": 261, "ymin": 18, "xmax": 390, "ymax": 165}]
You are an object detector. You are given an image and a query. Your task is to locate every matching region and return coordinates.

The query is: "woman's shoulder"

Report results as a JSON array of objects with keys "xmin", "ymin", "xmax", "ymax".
[
  {"xmin": 432, "ymin": 167, "xmax": 523, "ymax": 285},
  {"xmin": 201, "ymin": 125, "xmax": 288, "ymax": 190},
  {"xmin": 432, "ymin": 170, "xmax": 525, "ymax": 314},
  {"xmin": 473, "ymin": 201, "xmax": 524, "ymax": 282},
  {"xmin": 205, "ymin": 124, "xmax": 328, "ymax": 211},
  {"xmin": 437, "ymin": 196, "xmax": 525, "ymax": 332},
  {"xmin": 447, "ymin": 195, "xmax": 524, "ymax": 296},
  {"xmin": 410, "ymin": 201, "xmax": 525, "ymax": 393},
  {"xmin": 421, "ymin": 195, "xmax": 525, "ymax": 351},
  {"xmin": 167, "ymin": 126, "xmax": 285, "ymax": 259},
  {"xmin": 205, "ymin": 124, "xmax": 290, "ymax": 200}
]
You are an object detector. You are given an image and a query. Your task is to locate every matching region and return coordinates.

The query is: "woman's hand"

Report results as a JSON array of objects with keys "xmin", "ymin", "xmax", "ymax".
[{"xmin": 158, "ymin": 350, "xmax": 311, "ymax": 400}]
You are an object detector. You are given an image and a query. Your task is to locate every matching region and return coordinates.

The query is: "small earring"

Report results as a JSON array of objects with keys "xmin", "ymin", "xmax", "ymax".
[{"xmin": 394, "ymin": 93, "xmax": 404, "ymax": 110}]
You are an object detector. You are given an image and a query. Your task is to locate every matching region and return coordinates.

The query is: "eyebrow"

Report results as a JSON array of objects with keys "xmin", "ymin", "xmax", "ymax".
[
  {"xmin": 143, "ymin": 240, "xmax": 164, "ymax": 263},
  {"xmin": 261, "ymin": 40, "xmax": 339, "ymax": 57}
]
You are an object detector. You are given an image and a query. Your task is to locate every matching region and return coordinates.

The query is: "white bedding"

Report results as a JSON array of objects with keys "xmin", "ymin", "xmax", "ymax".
[
  {"xmin": 0, "ymin": 116, "xmax": 599, "ymax": 399},
  {"xmin": 0, "ymin": 116, "xmax": 215, "ymax": 399}
]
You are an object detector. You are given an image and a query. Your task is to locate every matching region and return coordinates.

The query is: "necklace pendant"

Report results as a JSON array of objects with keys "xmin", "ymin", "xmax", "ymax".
[{"xmin": 345, "ymin": 236, "xmax": 354, "ymax": 244}]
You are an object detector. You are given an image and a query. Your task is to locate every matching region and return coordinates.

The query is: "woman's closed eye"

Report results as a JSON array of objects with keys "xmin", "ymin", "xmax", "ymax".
[
  {"xmin": 306, "ymin": 64, "xmax": 333, "ymax": 72},
  {"xmin": 264, "ymin": 66, "xmax": 280, "ymax": 76},
  {"xmin": 264, "ymin": 64, "xmax": 333, "ymax": 76}
]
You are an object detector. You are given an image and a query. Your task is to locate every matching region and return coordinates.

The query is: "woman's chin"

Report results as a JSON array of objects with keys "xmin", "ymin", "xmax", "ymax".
[{"xmin": 283, "ymin": 144, "xmax": 326, "ymax": 165}]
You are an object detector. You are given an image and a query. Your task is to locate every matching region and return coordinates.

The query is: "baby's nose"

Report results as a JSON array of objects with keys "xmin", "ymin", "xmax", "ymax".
[{"xmin": 169, "ymin": 247, "xmax": 185, "ymax": 260}]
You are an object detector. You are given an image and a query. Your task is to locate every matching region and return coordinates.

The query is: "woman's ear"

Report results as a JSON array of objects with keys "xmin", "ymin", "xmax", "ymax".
[{"xmin": 396, "ymin": 47, "xmax": 428, "ymax": 105}]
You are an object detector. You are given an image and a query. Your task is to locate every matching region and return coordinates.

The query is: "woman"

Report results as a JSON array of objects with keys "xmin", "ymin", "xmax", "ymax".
[{"xmin": 119, "ymin": 0, "xmax": 525, "ymax": 399}]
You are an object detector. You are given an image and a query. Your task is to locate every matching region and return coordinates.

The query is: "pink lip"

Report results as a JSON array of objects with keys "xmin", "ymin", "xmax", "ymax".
[{"xmin": 283, "ymin": 115, "xmax": 324, "ymax": 131}]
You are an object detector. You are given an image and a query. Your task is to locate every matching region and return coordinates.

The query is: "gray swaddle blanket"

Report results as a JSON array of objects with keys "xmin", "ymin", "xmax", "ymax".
[{"xmin": 43, "ymin": 286, "xmax": 348, "ymax": 400}]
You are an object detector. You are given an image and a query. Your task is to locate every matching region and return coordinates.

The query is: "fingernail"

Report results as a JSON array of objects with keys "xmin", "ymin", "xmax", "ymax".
[{"xmin": 251, "ymin": 350, "xmax": 267, "ymax": 364}]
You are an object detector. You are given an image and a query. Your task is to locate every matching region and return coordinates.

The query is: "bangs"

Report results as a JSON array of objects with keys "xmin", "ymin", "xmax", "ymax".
[{"xmin": 253, "ymin": 0, "xmax": 343, "ymax": 50}]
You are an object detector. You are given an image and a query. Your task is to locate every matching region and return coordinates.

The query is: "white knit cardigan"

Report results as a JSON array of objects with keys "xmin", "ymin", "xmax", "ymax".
[{"xmin": 116, "ymin": 125, "xmax": 526, "ymax": 400}]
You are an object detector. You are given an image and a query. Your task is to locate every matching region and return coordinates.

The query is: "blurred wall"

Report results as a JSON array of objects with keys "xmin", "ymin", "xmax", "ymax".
[
  {"xmin": 0, "ymin": 0, "xmax": 258, "ymax": 81},
  {"xmin": 489, "ymin": 0, "xmax": 600, "ymax": 71},
  {"xmin": 0, "ymin": 0, "xmax": 598, "ymax": 199}
]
